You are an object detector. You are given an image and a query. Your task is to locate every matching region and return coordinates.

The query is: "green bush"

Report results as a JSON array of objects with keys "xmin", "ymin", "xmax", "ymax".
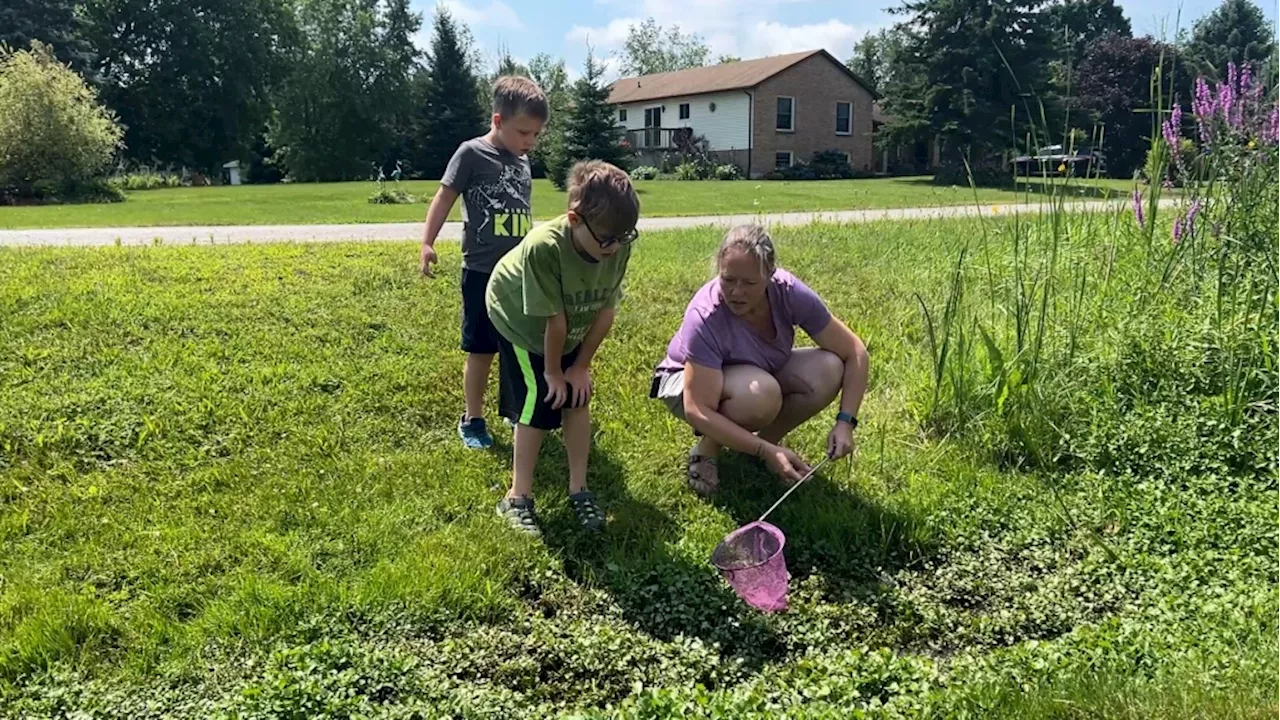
[
  {"xmin": 674, "ymin": 162, "xmax": 701, "ymax": 181},
  {"xmin": 713, "ymin": 163, "xmax": 741, "ymax": 181},
  {"xmin": 0, "ymin": 42, "xmax": 124, "ymax": 202},
  {"xmin": 629, "ymin": 166, "xmax": 659, "ymax": 181},
  {"xmin": 810, "ymin": 149, "xmax": 855, "ymax": 179},
  {"xmin": 106, "ymin": 171, "xmax": 182, "ymax": 192},
  {"xmin": 367, "ymin": 187, "xmax": 416, "ymax": 204}
]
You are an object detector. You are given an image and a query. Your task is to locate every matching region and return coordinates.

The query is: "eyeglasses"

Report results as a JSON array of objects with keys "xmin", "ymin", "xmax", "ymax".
[{"xmin": 582, "ymin": 216, "xmax": 639, "ymax": 248}]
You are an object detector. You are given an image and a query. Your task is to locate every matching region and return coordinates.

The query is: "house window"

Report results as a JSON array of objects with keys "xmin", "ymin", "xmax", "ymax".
[
  {"xmin": 619, "ymin": 108, "xmax": 627, "ymax": 122},
  {"xmin": 775, "ymin": 151, "xmax": 793, "ymax": 169},
  {"xmin": 776, "ymin": 96, "xmax": 794, "ymax": 131},
  {"xmin": 678, "ymin": 103, "xmax": 690, "ymax": 120},
  {"xmin": 836, "ymin": 102, "xmax": 852, "ymax": 135}
]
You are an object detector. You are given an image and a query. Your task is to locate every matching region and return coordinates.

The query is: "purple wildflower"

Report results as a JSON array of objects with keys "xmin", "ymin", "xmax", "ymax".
[
  {"xmin": 1193, "ymin": 77, "xmax": 1216, "ymax": 144},
  {"xmin": 1173, "ymin": 198, "xmax": 1203, "ymax": 245},
  {"xmin": 1264, "ymin": 106, "xmax": 1279, "ymax": 146},
  {"xmin": 1218, "ymin": 63, "xmax": 1239, "ymax": 130},
  {"xmin": 1132, "ymin": 189, "xmax": 1145, "ymax": 229},
  {"xmin": 1162, "ymin": 103, "xmax": 1182, "ymax": 160}
]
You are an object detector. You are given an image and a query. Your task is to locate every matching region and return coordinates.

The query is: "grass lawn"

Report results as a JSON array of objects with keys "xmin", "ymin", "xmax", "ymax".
[
  {"xmin": 0, "ymin": 214, "xmax": 1274, "ymax": 717},
  {"xmin": 0, "ymin": 176, "xmax": 1140, "ymax": 229}
]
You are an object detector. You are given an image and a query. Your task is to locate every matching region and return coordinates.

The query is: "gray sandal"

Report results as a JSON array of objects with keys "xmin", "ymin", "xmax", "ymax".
[
  {"xmin": 568, "ymin": 490, "xmax": 606, "ymax": 530},
  {"xmin": 496, "ymin": 496, "xmax": 541, "ymax": 537},
  {"xmin": 686, "ymin": 449, "xmax": 719, "ymax": 496}
]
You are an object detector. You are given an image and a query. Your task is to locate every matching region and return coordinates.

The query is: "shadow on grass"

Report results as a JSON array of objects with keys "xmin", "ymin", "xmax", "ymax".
[
  {"xmin": 707, "ymin": 454, "xmax": 935, "ymax": 585},
  {"xmin": 533, "ymin": 439, "xmax": 789, "ymax": 670}
]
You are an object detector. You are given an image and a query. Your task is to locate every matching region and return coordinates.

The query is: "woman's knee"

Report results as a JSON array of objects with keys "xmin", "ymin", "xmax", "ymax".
[
  {"xmin": 812, "ymin": 350, "xmax": 845, "ymax": 396},
  {"xmin": 721, "ymin": 370, "xmax": 783, "ymax": 429}
]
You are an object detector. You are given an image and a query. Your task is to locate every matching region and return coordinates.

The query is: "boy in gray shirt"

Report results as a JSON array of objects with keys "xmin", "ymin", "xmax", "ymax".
[{"xmin": 420, "ymin": 76, "xmax": 548, "ymax": 449}]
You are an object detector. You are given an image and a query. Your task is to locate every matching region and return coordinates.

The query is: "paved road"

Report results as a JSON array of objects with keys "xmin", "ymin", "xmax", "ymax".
[{"xmin": 0, "ymin": 198, "xmax": 1169, "ymax": 247}]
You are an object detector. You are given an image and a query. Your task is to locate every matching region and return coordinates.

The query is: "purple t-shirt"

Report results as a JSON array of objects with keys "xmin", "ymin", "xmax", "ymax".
[{"xmin": 657, "ymin": 268, "xmax": 833, "ymax": 376}]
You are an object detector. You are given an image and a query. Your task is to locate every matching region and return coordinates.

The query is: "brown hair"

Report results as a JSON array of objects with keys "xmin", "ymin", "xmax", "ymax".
[
  {"xmin": 567, "ymin": 161, "xmax": 640, "ymax": 234},
  {"xmin": 716, "ymin": 225, "xmax": 777, "ymax": 277},
  {"xmin": 492, "ymin": 76, "xmax": 548, "ymax": 121}
]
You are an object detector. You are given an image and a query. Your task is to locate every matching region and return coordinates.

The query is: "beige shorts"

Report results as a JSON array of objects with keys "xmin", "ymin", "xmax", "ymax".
[{"xmin": 649, "ymin": 370, "xmax": 687, "ymax": 421}]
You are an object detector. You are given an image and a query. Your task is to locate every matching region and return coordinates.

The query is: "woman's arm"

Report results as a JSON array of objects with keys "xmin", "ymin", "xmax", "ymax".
[
  {"xmin": 811, "ymin": 317, "xmax": 869, "ymax": 458},
  {"xmin": 811, "ymin": 317, "xmax": 869, "ymax": 419},
  {"xmin": 682, "ymin": 362, "xmax": 769, "ymax": 456}
]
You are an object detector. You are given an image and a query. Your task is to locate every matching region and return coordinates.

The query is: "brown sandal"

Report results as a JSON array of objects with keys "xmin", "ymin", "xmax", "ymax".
[{"xmin": 686, "ymin": 448, "xmax": 720, "ymax": 496}]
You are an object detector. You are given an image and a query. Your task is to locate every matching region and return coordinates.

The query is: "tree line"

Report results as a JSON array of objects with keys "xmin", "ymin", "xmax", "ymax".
[
  {"xmin": 855, "ymin": 0, "xmax": 1276, "ymax": 179},
  {"xmin": 3, "ymin": 0, "xmax": 1274, "ymax": 185}
]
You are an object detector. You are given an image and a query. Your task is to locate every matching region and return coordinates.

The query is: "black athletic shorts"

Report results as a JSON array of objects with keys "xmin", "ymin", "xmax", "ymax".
[
  {"xmin": 460, "ymin": 268, "xmax": 499, "ymax": 354},
  {"xmin": 495, "ymin": 333, "xmax": 584, "ymax": 430}
]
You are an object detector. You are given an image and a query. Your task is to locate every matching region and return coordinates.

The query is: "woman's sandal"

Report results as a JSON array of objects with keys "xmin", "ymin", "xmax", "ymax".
[
  {"xmin": 686, "ymin": 449, "xmax": 720, "ymax": 496},
  {"xmin": 568, "ymin": 490, "xmax": 606, "ymax": 530}
]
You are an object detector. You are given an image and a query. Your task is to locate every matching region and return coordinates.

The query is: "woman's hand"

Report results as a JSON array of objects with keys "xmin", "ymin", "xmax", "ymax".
[
  {"xmin": 760, "ymin": 443, "xmax": 811, "ymax": 484},
  {"xmin": 827, "ymin": 421, "xmax": 855, "ymax": 460}
]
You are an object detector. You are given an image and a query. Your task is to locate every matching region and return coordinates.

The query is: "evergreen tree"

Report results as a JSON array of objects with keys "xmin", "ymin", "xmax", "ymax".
[
  {"xmin": 1184, "ymin": 0, "xmax": 1276, "ymax": 81},
  {"xmin": 547, "ymin": 52, "xmax": 631, "ymax": 189},
  {"xmin": 881, "ymin": 0, "xmax": 1053, "ymax": 184},
  {"xmin": 411, "ymin": 7, "xmax": 487, "ymax": 179}
]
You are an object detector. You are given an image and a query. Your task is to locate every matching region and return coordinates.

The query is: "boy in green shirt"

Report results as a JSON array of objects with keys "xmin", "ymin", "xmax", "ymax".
[{"xmin": 485, "ymin": 161, "xmax": 640, "ymax": 536}]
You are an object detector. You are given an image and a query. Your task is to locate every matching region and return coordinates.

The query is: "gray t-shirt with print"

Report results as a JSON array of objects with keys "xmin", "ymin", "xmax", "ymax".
[{"xmin": 440, "ymin": 137, "xmax": 533, "ymax": 273}]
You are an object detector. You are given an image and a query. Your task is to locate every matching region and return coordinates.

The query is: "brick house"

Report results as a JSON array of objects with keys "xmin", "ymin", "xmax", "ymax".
[{"xmin": 607, "ymin": 50, "xmax": 879, "ymax": 179}]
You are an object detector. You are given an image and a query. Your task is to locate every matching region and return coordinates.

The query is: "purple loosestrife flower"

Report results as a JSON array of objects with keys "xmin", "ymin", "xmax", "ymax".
[
  {"xmin": 1193, "ymin": 77, "xmax": 1216, "ymax": 144},
  {"xmin": 1162, "ymin": 104, "xmax": 1182, "ymax": 163},
  {"xmin": 1264, "ymin": 106, "xmax": 1279, "ymax": 146},
  {"xmin": 1132, "ymin": 189, "xmax": 1145, "ymax": 229},
  {"xmin": 1173, "ymin": 198, "xmax": 1203, "ymax": 245},
  {"xmin": 1226, "ymin": 63, "xmax": 1244, "ymax": 131}
]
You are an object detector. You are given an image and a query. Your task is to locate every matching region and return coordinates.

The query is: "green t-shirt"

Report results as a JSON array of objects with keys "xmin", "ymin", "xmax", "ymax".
[{"xmin": 486, "ymin": 214, "xmax": 630, "ymax": 354}]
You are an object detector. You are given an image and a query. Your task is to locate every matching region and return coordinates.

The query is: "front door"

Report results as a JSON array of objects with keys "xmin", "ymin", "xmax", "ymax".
[{"xmin": 644, "ymin": 107, "xmax": 662, "ymax": 148}]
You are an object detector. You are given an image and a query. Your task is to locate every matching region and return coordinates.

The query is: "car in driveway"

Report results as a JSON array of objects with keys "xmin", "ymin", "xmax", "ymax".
[{"xmin": 1012, "ymin": 145, "xmax": 1107, "ymax": 177}]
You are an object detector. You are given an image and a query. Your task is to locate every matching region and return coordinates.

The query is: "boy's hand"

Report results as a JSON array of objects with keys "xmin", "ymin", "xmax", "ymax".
[
  {"xmin": 564, "ymin": 365, "xmax": 592, "ymax": 408},
  {"xmin": 419, "ymin": 243, "xmax": 437, "ymax": 277},
  {"xmin": 544, "ymin": 371, "xmax": 568, "ymax": 410}
]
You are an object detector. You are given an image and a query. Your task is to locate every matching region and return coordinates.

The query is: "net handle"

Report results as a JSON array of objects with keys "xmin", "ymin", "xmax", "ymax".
[{"xmin": 757, "ymin": 455, "xmax": 832, "ymax": 523}]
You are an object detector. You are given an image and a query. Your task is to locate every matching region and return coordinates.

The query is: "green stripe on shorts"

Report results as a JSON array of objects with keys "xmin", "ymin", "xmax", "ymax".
[{"xmin": 513, "ymin": 345, "xmax": 538, "ymax": 425}]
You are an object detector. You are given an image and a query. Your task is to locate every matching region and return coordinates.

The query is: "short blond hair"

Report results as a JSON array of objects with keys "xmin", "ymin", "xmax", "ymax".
[
  {"xmin": 492, "ymin": 76, "xmax": 548, "ymax": 121},
  {"xmin": 567, "ymin": 161, "xmax": 640, "ymax": 234}
]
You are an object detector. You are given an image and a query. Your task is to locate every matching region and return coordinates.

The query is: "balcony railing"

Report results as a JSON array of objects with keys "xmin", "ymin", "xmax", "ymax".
[{"xmin": 625, "ymin": 127, "xmax": 694, "ymax": 151}]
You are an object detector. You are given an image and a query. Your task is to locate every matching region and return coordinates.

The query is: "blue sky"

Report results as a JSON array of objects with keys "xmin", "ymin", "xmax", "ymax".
[{"xmin": 415, "ymin": 0, "xmax": 1279, "ymax": 80}]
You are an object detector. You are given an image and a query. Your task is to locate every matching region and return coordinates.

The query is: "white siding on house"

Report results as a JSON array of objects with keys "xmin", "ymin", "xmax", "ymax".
[{"xmin": 614, "ymin": 90, "xmax": 751, "ymax": 152}]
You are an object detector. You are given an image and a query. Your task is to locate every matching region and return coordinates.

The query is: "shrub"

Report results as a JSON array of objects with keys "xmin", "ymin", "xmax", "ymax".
[
  {"xmin": 0, "ymin": 42, "xmax": 124, "ymax": 202},
  {"xmin": 629, "ymin": 166, "xmax": 659, "ymax": 181},
  {"xmin": 713, "ymin": 163, "xmax": 741, "ymax": 181},
  {"xmin": 367, "ymin": 187, "xmax": 416, "ymax": 204},
  {"xmin": 107, "ymin": 170, "xmax": 182, "ymax": 192},
  {"xmin": 810, "ymin": 149, "xmax": 855, "ymax": 179},
  {"xmin": 674, "ymin": 162, "xmax": 701, "ymax": 181}
]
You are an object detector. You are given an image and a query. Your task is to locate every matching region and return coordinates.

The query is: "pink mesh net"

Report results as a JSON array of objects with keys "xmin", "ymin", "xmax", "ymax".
[{"xmin": 711, "ymin": 521, "xmax": 790, "ymax": 612}]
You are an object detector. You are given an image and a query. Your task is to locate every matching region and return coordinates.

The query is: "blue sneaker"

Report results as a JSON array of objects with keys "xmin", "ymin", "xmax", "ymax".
[{"xmin": 458, "ymin": 415, "xmax": 494, "ymax": 449}]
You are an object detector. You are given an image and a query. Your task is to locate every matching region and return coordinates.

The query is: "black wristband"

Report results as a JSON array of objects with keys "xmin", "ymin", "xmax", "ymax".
[{"xmin": 836, "ymin": 411, "xmax": 858, "ymax": 429}]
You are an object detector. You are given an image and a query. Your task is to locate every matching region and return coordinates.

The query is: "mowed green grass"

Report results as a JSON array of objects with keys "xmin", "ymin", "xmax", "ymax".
[
  {"xmin": 0, "ymin": 221, "xmax": 1274, "ymax": 717},
  {"xmin": 0, "ymin": 176, "xmax": 1138, "ymax": 229}
]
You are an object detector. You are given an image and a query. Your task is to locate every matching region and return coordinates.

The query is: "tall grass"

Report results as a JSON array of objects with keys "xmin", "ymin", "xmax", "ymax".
[{"xmin": 913, "ymin": 60, "xmax": 1279, "ymax": 472}]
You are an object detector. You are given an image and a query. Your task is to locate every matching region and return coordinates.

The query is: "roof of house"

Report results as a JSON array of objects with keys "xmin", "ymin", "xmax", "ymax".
[{"xmin": 607, "ymin": 49, "xmax": 879, "ymax": 105}]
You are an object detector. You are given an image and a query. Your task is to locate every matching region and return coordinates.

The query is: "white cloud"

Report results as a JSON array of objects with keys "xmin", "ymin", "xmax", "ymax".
[
  {"xmin": 746, "ymin": 19, "xmax": 868, "ymax": 58},
  {"xmin": 439, "ymin": 0, "xmax": 524, "ymax": 30},
  {"xmin": 563, "ymin": 0, "xmax": 879, "ymax": 71}
]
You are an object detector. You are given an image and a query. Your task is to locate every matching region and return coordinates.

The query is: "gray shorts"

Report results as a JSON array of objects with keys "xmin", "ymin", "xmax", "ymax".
[{"xmin": 649, "ymin": 370, "xmax": 687, "ymax": 421}]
